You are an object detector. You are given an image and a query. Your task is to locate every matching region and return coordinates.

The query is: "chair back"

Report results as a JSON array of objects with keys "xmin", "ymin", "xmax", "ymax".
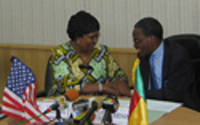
[
  {"xmin": 164, "ymin": 34, "xmax": 200, "ymax": 79},
  {"xmin": 45, "ymin": 55, "xmax": 53, "ymax": 95},
  {"xmin": 166, "ymin": 34, "xmax": 200, "ymax": 111}
]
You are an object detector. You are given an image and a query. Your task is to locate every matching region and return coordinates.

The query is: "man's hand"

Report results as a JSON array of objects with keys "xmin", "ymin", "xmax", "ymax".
[
  {"xmin": 102, "ymin": 84, "xmax": 120, "ymax": 96},
  {"xmin": 104, "ymin": 80, "xmax": 131, "ymax": 97}
]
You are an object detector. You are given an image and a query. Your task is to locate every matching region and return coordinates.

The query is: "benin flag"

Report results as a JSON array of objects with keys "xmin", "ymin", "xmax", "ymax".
[{"xmin": 128, "ymin": 59, "xmax": 149, "ymax": 125}]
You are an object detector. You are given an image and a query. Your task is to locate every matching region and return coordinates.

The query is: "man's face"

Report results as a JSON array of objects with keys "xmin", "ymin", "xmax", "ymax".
[{"xmin": 132, "ymin": 28, "xmax": 153, "ymax": 57}]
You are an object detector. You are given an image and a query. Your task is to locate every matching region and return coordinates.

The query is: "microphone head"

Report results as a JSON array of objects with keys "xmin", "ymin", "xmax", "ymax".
[
  {"xmin": 73, "ymin": 110, "xmax": 96, "ymax": 123},
  {"xmin": 64, "ymin": 89, "xmax": 79, "ymax": 101},
  {"xmin": 83, "ymin": 110, "xmax": 96, "ymax": 121},
  {"xmin": 102, "ymin": 95, "xmax": 119, "ymax": 113},
  {"xmin": 72, "ymin": 99, "xmax": 89, "ymax": 118},
  {"xmin": 73, "ymin": 98, "xmax": 102, "ymax": 124},
  {"xmin": 57, "ymin": 96, "xmax": 68, "ymax": 110},
  {"xmin": 92, "ymin": 98, "xmax": 103, "ymax": 110},
  {"xmin": 49, "ymin": 101, "xmax": 60, "ymax": 110}
]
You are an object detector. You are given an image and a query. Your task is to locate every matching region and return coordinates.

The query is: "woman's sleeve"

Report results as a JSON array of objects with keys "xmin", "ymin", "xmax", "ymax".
[
  {"xmin": 106, "ymin": 47, "xmax": 128, "ymax": 84},
  {"xmin": 48, "ymin": 46, "xmax": 71, "ymax": 96}
]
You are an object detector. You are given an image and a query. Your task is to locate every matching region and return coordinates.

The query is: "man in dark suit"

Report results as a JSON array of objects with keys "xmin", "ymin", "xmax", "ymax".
[{"xmin": 132, "ymin": 17, "xmax": 195, "ymax": 102}]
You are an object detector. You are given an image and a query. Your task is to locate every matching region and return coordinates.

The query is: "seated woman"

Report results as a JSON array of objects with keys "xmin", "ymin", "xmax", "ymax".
[{"xmin": 48, "ymin": 10, "xmax": 131, "ymax": 97}]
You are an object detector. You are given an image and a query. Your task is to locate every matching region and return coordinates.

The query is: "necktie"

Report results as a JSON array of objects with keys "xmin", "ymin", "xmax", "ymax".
[{"xmin": 150, "ymin": 56, "xmax": 156, "ymax": 90}]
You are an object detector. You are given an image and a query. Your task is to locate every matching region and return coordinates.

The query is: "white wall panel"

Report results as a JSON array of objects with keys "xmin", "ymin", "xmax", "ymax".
[
  {"xmin": 32, "ymin": 0, "xmax": 44, "ymax": 45},
  {"xmin": 1, "ymin": 0, "xmax": 13, "ymax": 43},
  {"xmin": 198, "ymin": 1, "xmax": 200, "ymax": 34},
  {"xmin": 0, "ymin": 0, "xmax": 200, "ymax": 48}
]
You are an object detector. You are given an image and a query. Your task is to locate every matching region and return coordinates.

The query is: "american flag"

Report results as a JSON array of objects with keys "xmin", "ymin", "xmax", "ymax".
[{"xmin": 2, "ymin": 56, "xmax": 50, "ymax": 123}]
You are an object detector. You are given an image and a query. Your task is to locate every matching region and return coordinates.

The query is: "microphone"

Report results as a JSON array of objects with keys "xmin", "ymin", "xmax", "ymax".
[
  {"xmin": 72, "ymin": 99, "xmax": 89, "ymax": 118},
  {"xmin": 43, "ymin": 89, "xmax": 79, "ymax": 114},
  {"xmin": 64, "ymin": 88, "xmax": 80, "ymax": 101},
  {"xmin": 102, "ymin": 95, "xmax": 119, "ymax": 124},
  {"xmin": 73, "ymin": 109, "xmax": 96, "ymax": 124},
  {"xmin": 55, "ymin": 116, "xmax": 98, "ymax": 125},
  {"xmin": 74, "ymin": 98, "xmax": 102, "ymax": 125}
]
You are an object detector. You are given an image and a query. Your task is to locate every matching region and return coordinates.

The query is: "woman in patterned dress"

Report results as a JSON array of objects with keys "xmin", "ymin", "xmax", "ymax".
[{"xmin": 48, "ymin": 11, "xmax": 131, "ymax": 97}]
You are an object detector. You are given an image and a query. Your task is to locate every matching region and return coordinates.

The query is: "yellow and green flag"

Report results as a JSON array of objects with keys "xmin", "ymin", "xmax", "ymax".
[{"xmin": 128, "ymin": 59, "xmax": 149, "ymax": 125}]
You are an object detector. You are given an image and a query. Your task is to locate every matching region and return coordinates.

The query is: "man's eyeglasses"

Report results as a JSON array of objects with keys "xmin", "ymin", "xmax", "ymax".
[{"xmin": 134, "ymin": 36, "xmax": 149, "ymax": 44}]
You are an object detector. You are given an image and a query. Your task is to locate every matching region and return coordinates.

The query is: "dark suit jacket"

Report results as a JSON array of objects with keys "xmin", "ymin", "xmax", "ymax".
[{"xmin": 140, "ymin": 39, "xmax": 195, "ymax": 102}]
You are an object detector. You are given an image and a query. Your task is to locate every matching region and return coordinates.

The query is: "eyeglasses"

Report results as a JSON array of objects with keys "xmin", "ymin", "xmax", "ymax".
[
  {"xmin": 87, "ymin": 33, "xmax": 100, "ymax": 40},
  {"xmin": 134, "ymin": 39, "xmax": 142, "ymax": 44}
]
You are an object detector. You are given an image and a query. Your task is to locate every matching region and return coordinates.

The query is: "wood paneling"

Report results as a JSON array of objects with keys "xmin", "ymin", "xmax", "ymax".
[{"xmin": 0, "ymin": 44, "xmax": 137, "ymax": 103}]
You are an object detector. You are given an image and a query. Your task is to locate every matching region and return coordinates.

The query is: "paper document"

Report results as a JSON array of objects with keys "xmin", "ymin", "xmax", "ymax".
[{"xmin": 147, "ymin": 99, "xmax": 182, "ymax": 113}]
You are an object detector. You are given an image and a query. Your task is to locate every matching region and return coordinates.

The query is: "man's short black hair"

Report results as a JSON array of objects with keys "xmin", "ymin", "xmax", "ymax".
[
  {"xmin": 67, "ymin": 10, "xmax": 100, "ymax": 41},
  {"xmin": 134, "ymin": 17, "xmax": 163, "ymax": 40}
]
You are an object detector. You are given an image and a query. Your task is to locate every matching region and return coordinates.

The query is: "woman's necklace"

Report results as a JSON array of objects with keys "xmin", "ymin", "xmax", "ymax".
[
  {"xmin": 71, "ymin": 42, "xmax": 91, "ymax": 63},
  {"xmin": 82, "ymin": 56, "xmax": 87, "ymax": 61},
  {"xmin": 82, "ymin": 56, "xmax": 87, "ymax": 62}
]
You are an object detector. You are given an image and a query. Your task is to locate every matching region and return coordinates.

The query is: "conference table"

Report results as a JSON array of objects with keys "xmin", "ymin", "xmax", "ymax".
[
  {"xmin": 1, "ymin": 96, "xmax": 200, "ymax": 125},
  {"xmin": 151, "ymin": 106, "xmax": 200, "ymax": 125}
]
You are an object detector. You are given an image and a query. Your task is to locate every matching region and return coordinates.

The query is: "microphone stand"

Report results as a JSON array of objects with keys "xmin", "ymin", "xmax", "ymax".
[
  {"xmin": 55, "ymin": 108, "xmax": 62, "ymax": 125},
  {"xmin": 102, "ymin": 110, "xmax": 112, "ymax": 124},
  {"xmin": 55, "ymin": 108, "xmax": 74, "ymax": 125},
  {"xmin": 77, "ymin": 115, "xmax": 92, "ymax": 125}
]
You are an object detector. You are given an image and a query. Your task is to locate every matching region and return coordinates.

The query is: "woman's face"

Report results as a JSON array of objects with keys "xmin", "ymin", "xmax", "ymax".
[{"xmin": 77, "ymin": 31, "xmax": 100, "ymax": 53}]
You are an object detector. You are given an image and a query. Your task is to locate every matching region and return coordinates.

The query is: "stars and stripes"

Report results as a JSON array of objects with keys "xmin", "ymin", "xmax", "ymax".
[{"xmin": 2, "ymin": 56, "xmax": 50, "ymax": 123}]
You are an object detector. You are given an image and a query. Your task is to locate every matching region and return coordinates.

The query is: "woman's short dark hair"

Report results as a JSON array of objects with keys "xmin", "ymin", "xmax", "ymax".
[
  {"xmin": 134, "ymin": 17, "xmax": 163, "ymax": 40},
  {"xmin": 67, "ymin": 11, "xmax": 100, "ymax": 41}
]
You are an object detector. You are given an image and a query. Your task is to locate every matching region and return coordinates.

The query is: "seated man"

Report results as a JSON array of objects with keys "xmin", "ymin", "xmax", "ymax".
[{"xmin": 132, "ymin": 17, "xmax": 195, "ymax": 102}]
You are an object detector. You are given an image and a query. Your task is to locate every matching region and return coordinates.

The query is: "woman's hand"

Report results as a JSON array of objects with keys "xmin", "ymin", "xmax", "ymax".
[
  {"xmin": 80, "ymin": 82, "xmax": 119, "ymax": 96},
  {"xmin": 80, "ymin": 80, "xmax": 131, "ymax": 96}
]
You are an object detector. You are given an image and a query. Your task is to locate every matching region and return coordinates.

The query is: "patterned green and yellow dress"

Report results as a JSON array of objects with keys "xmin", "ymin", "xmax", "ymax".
[{"xmin": 48, "ymin": 41, "xmax": 128, "ymax": 96}]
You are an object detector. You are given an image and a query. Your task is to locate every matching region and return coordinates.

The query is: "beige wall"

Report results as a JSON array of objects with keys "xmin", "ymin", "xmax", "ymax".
[
  {"xmin": 0, "ymin": 0, "xmax": 199, "ymax": 102},
  {"xmin": 0, "ymin": 44, "xmax": 137, "ymax": 103},
  {"xmin": 0, "ymin": 0, "xmax": 200, "ymax": 48}
]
